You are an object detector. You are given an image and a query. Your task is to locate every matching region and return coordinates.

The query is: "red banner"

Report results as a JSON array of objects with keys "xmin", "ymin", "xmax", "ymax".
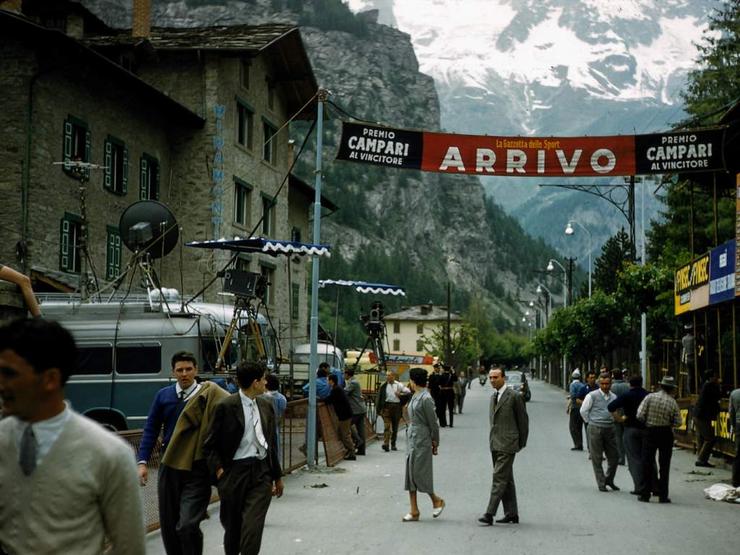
[
  {"xmin": 336, "ymin": 122, "xmax": 727, "ymax": 178},
  {"xmin": 422, "ymin": 133, "xmax": 636, "ymax": 176}
]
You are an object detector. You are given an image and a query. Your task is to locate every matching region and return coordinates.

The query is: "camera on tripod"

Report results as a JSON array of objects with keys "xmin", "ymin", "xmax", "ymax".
[{"xmin": 361, "ymin": 301, "xmax": 385, "ymax": 335}]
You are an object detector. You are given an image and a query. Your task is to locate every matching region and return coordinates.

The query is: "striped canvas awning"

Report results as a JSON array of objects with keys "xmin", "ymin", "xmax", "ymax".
[
  {"xmin": 186, "ymin": 237, "xmax": 331, "ymax": 257},
  {"xmin": 319, "ymin": 279, "xmax": 405, "ymax": 296}
]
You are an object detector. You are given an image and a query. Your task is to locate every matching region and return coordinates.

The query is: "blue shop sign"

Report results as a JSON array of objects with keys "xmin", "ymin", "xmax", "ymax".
[{"xmin": 708, "ymin": 239, "xmax": 736, "ymax": 305}]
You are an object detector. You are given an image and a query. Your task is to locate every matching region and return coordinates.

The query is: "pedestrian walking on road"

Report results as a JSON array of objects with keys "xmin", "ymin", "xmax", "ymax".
[
  {"xmin": 203, "ymin": 362, "xmax": 283, "ymax": 555},
  {"xmin": 429, "ymin": 363, "xmax": 447, "ymax": 426},
  {"xmin": 440, "ymin": 365, "xmax": 458, "ymax": 426},
  {"xmin": 455, "ymin": 370, "xmax": 468, "ymax": 414},
  {"xmin": 636, "ymin": 375, "xmax": 681, "ymax": 503},
  {"xmin": 694, "ymin": 371, "xmax": 721, "ymax": 468},
  {"xmin": 479, "ymin": 367, "xmax": 529, "ymax": 526},
  {"xmin": 344, "ymin": 368, "xmax": 367, "ymax": 455},
  {"xmin": 138, "ymin": 351, "xmax": 228, "ymax": 555},
  {"xmin": 376, "ymin": 371, "xmax": 410, "ymax": 451},
  {"xmin": 568, "ymin": 369, "xmax": 584, "ymax": 450},
  {"xmin": 608, "ymin": 375, "xmax": 650, "ymax": 494},
  {"xmin": 402, "ymin": 368, "xmax": 445, "ymax": 522},
  {"xmin": 611, "ymin": 368, "xmax": 630, "ymax": 465},
  {"xmin": 580, "ymin": 373, "xmax": 620, "ymax": 492},
  {"xmin": 0, "ymin": 318, "xmax": 144, "ymax": 555},
  {"xmin": 261, "ymin": 374, "xmax": 287, "ymax": 463}
]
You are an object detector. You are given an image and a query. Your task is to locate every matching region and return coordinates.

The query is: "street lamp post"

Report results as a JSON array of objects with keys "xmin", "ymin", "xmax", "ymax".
[
  {"xmin": 547, "ymin": 259, "xmax": 569, "ymax": 389},
  {"xmin": 564, "ymin": 221, "xmax": 592, "ymax": 298},
  {"xmin": 536, "ymin": 283, "xmax": 553, "ymax": 383}
]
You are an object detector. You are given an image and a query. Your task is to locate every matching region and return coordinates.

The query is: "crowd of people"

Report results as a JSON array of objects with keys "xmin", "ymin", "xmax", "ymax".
[{"xmin": 568, "ymin": 365, "xmax": 740, "ymax": 504}]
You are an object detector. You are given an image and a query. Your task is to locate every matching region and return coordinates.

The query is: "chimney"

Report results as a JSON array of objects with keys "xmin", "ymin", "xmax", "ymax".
[{"xmin": 132, "ymin": 0, "xmax": 151, "ymax": 38}]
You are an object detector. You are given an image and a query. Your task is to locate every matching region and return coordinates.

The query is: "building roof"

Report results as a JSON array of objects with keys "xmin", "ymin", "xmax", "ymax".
[
  {"xmin": 0, "ymin": 9, "xmax": 205, "ymax": 128},
  {"xmin": 385, "ymin": 304, "xmax": 463, "ymax": 322},
  {"xmin": 84, "ymin": 24, "xmax": 318, "ymax": 119}
]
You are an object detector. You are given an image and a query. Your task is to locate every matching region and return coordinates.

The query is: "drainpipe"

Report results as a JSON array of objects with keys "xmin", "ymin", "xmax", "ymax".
[{"xmin": 22, "ymin": 69, "xmax": 42, "ymax": 274}]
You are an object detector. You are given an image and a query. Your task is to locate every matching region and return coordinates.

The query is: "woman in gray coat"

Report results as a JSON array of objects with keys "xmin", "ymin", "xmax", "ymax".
[{"xmin": 403, "ymin": 367, "xmax": 445, "ymax": 521}]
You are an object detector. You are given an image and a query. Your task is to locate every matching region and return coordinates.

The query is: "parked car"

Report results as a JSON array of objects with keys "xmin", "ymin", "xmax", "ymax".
[{"xmin": 506, "ymin": 372, "xmax": 531, "ymax": 402}]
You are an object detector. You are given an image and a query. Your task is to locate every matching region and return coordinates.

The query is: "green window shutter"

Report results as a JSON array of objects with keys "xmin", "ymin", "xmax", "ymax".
[
  {"xmin": 139, "ymin": 157, "xmax": 148, "ymax": 200},
  {"xmin": 122, "ymin": 146, "xmax": 129, "ymax": 194},
  {"xmin": 104, "ymin": 140, "xmax": 112, "ymax": 191},
  {"xmin": 84, "ymin": 129, "xmax": 92, "ymax": 180},
  {"xmin": 63, "ymin": 119, "xmax": 72, "ymax": 169},
  {"xmin": 60, "ymin": 217, "xmax": 71, "ymax": 271},
  {"xmin": 114, "ymin": 232, "xmax": 121, "ymax": 274}
]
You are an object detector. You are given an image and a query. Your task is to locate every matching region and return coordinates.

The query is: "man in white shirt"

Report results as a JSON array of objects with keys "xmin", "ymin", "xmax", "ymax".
[
  {"xmin": 0, "ymin": 318, "xmax": 144, "ymax": 555},
  {"xmin": 580, "ymin": 373, "xmax": 619, "ymax": 492},
  {"xmin": 204, "ymin": 362, "xmax": 283, "ymax": 555},
  {"xmin": 375, "ymin": 371, "xmax": 411, "ymax": 451}
]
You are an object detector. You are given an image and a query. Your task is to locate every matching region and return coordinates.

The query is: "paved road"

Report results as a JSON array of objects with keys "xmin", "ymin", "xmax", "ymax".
[{"xmin": 147, "ymin": 379, "xmax": 737, "ymax": 554}]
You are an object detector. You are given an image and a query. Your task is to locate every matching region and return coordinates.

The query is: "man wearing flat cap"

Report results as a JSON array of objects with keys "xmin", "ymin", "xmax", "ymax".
[{"xmin": 636, "ymin": 375, "xmax": 681, "ymax": 503}]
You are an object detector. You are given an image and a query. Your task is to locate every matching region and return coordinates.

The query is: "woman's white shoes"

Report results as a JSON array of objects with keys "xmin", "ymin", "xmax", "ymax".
[
  {"xmin": 432, "ymin": 500, "xmax": 446, "ymax": 518},
  {"xmin": 402, "ymin": 513, "xmax": 420, "ymax": 522}
]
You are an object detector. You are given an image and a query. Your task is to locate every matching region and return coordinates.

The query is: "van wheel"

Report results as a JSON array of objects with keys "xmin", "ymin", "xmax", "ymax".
[{"xmin": 87, "ymin": 412, "xmax": 126, "ymax": 432}]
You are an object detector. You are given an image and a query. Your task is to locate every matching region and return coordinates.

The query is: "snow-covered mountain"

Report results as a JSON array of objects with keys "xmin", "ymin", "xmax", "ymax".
[{"xmin": 347, "ymin": 0, "xmax": 718, "ymax": 260}]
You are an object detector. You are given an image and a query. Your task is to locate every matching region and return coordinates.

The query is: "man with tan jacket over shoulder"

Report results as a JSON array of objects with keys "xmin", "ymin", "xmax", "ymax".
[{"xmin": 478, "ymin": 367, "xmax": 529, "ymax": 526}]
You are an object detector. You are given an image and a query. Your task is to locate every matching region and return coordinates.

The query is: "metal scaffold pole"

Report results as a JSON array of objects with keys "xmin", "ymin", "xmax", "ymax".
[{"xmin": 307, "ymin": 89, "xmax": 327, "ymax": 469}]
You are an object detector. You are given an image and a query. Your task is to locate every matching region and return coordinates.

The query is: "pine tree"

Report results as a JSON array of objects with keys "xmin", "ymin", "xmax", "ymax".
[{"xmin": 592, "ymin": 229, "xmax": 634, "ymax": 295}]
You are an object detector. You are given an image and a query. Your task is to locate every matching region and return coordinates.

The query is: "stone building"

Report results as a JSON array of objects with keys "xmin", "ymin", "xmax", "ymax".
[
  {"xmin": 0, "ymin": 0, "xmax": 327, "ymax": 345},
  {"xmin": 384, "ymin": 303, "xmax": 462, "ymax": 356}
]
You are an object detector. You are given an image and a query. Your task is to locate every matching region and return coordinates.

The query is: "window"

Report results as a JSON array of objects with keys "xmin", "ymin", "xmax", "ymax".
[
  {"xmin": 60, "ymin": 212, "xmax": 82, "ymax": 273},
  {"xmin": 139, "ymin": 154, "xmax": 160, "ymax": 200},
  {"xmin": 393, "ymin": 321, "xmax": 400, "ymax": 334},
  {"xmin": 116, "ymin": 344, "xmax": 161, "ymax": 374},
  {"xmin": 106, "ymin": 226, "xmax": 121, "ymax": 280},
  {"xmin": 261, "ymin": 195, "xmax": 275, "ymax": 236},
  {"xmin": 416, "ymin": 340, "xmax": 425, "ymax": 352},
  {"xmin": 236, "ymin": 255, "xmax": 251, "ymax": 272},
  {"xmin": 260, "ymin": 265, "xmax": 274, "ymax": 305},
  {"xmin": 291, "ymin": 283, "xmax": 300, "ymax": 321},
  {"xmin": 290, "ymin": 226, "xmax": 301, "ymax": 243},
  {"xmin": 393, "ymin": 339, "xmax": 400, "ymax": 351},
  {"xmin": 236, "ymin": 100, "xmax": 254, "ymax": 149},
  {"xmin": 240, "ymin": 60, "xmax": 250, "ymax": 89},
  {"xmin": 263, "ymin": 120, "xmax": 277, "ymax": 164},
  {"xmin": 103, "ymin": 136, "xmax": 128, "ymax": 195},
  {"xmin": 62, "ymin": 115, "xmax": 90, "ymax": 179},
  {"xmin": 77, "ymin": 346, "xmax": 113, "ymax": 375},
  {"xmin": 234, "ymin": 178, "xmax": 251, "ymax": 226},
  {"xmin": 417, "ymin": 323, "xmax": 424, "ymax": 334}
]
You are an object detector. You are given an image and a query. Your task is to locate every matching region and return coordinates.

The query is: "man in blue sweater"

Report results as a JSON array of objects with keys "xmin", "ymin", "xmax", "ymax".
[{"xmin": 137, "ymin": 352, "xmax": 223, "ymax": 555}]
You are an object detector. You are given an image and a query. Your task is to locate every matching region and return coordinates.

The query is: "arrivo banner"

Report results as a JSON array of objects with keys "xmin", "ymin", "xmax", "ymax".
[{"xmin": 336, "ymin": 122, "xmax": 727, "ymax": 177}]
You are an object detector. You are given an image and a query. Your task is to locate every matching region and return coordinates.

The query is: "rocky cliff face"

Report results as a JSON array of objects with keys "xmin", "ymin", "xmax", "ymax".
[{"xmin": 82, "ymin": 0, "xmax": 561, "ymax": 323}]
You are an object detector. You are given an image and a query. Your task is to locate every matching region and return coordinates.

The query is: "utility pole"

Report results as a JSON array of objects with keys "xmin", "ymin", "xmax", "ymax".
[
  {"xmin": 307, "ymin": 88, "xmax": 327, "ymax": 469},
  {"xmin": 446, "ymin": 282, "xmax": 451, "ymax": 363},
  {"xmin": 566, "ymin": 257, "xmax": 575, "ymax": 305}
]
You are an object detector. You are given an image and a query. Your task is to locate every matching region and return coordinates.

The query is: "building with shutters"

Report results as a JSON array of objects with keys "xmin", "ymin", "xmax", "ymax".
[{"xmin": 0, "ymin": 0, "xmax": 331, "ymax": 345}]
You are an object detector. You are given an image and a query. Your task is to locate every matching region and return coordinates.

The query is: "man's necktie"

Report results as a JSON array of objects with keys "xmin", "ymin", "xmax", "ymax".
[
  {"xmin": 251, "ymin": 404, "xmax": 268, "ymax": 450},
  {"xmin": 179, "ymin": 390, "xmax": 187, "ymax": 402},
  {"xmin": 19, "ymin": 425, "xmax": 37, "ymax": 476},
  {"xmin": 493, "ymin": 390, "xmax": 499, "ymax": 409}
]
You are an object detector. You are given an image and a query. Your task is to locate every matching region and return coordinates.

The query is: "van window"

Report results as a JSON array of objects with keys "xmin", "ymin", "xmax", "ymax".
[
  {"xmin": 116, "ymin": 345, "xmax": 161, "ymax": 374},
  {"xmin": 76, "ymin": 346, "xmax": 113, "ymax": 375}
]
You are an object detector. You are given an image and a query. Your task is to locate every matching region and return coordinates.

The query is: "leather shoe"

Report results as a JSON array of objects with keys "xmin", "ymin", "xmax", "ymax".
[
  {"xmin": 658, "ymin": 497, "xmax": 671, "ymax": 504},
  {"xmin": 344, "ymin": 455, "xmax": 356, "ymax": 461},
  {"xmin": 570, "ymin": 446, "xmax": 583, "ymax": 451},
  {"xmin": 495, "ymin": 515, "xmax": 519, "ymax": 524},
  {"xmin": 695, "ymin": 460, "xmax": 715, "ymax": 468},
  {"xmin": 391, "ymin": 445, "xmax": 398, "ymax": 451},
  {"xmin": 606, "ymin": 482, "xmax": 620, "ymax": 491},
  {"xmin": 477, "ymin": 514, "xmax": 493, "ymax": 526},
  {"xmin": 598, "ymin": 485, "xmax": 608, "ymax": 492},
  {"xmin": 637, "ymin": 496, "xmax": 650, "ymax": 502},
  {"xmin": 382, "ymin": 444, "xmax": 389, "ymax": 452},
  {"xmin": 630, "ymin": 490, "xmax": 639, "ymax": 495}
]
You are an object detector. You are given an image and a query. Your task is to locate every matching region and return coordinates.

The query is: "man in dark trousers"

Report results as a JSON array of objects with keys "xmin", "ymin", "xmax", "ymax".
[
  {"xmin": 138, "ymin": 352, "xmax": 228, "ymax": 555},
  {"xmin": 694, "ymin": 371, "xmax": 721, "ymax": 468},
  {"xmin": 478, "ymin": 367, "xmax": 529, "ymax": 526},
  {"xmin": 439, "ymin": 365, "xmax": 458, "ymax": 427},
  {"xmin": 326, "ymin": 373, "xmax": 356, "ymax": 460},
  {"xmin": 608, "ymin": 375, "xmax": 650, "ymax": 494},
  {"xmin": 636, "ymin": 376, "xmax": 681, "ymax": 503},
  {"xmin": 429, "ymin": 363, "xmax": 446, "ymax": 426},
  {"xmin": 344, "ymin": 368, "xmax": 367, "ymax": 455},
  {"xmin": 203, "ymin": 362, "xmax": 283, "ymax": 555}
]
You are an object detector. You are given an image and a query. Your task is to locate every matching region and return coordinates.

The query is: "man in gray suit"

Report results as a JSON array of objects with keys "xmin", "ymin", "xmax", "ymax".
[{"xmin": 479, "ymin": 367, "xmax": 529, "ymax": 526}]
